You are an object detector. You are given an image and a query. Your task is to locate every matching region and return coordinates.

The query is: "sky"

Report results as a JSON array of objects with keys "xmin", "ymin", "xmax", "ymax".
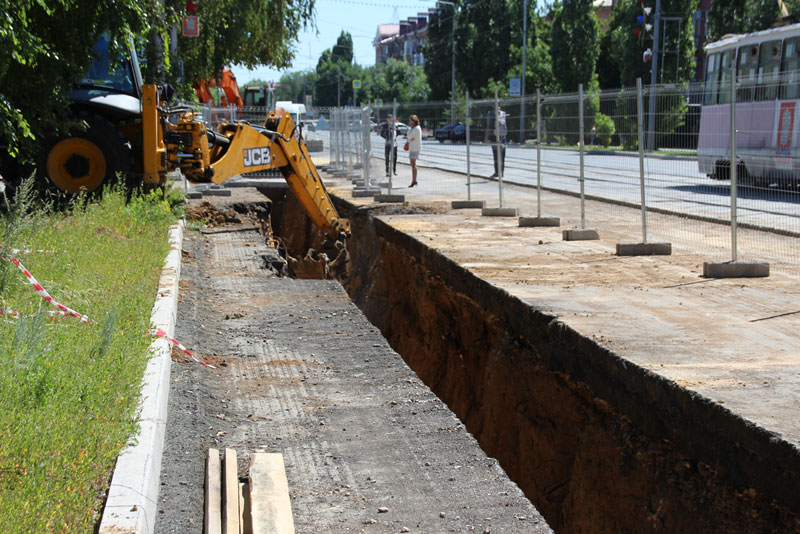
[{"xmin": 230, "ymin": 0, "xmax": 442, "ymax": 86}]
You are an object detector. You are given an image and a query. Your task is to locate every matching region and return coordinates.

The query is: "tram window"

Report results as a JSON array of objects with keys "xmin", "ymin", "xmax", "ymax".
[
  {"xmin": 756, "ymin": 41, "xmax": 781, "ymax": 101},
  {"xmin": 780, "ymin": 38, "xmax": 800, "ymax": 100},
  {"xmin": 718, "ymin": 49, "xmax": 735, "ymax": 104},
  {"xmin": 704, "ymin": 53, "xmax": 720, "ymax": 105},
  {"xmin": 736, "ymin": 45, "xmax": 758, "ymax": 102}
]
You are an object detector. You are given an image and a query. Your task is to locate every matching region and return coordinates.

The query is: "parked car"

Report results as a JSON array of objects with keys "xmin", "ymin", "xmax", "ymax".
[{"xmin": 435, "ymin": 123, "xmax": 466, "ymax": 143}]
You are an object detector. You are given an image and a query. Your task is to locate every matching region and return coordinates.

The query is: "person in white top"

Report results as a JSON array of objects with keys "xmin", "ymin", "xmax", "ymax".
[{"xmin": 406, "ymin": 114, "xmax": 422, "ymax": 187}]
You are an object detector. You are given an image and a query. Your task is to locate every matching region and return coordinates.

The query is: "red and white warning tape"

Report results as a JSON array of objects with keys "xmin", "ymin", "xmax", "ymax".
[
  {"xmin": 6, "ymin": 255, "xmax": 90, "ymax": 322},
  {"xmin": 2, "ymin": 253, "xmax": 214, "ymax": 369},
  {"xmin": 153, "ymin": 329, "xmax": 216, "ymax": 369}
]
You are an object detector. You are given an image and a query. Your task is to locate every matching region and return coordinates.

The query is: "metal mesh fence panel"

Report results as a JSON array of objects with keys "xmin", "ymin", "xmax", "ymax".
[{"xmin": 241, "ymin": 74, "xmax": 800, "ymax": 274}]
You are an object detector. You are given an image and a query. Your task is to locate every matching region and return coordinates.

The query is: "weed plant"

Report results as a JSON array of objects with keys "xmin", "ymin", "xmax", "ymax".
[{"xmin": 0, "ymin": 181, "xmax": 178, "ymax": 532}]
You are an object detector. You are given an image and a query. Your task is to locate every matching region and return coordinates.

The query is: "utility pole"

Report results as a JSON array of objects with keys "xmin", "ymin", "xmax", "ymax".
[
  {"xmin": 646, "ymin": 0, "xmax": 661, "ymax": 151},
  {"xmin": 521, "ymin": 0, "xmax": 528, "ymax": 143}
]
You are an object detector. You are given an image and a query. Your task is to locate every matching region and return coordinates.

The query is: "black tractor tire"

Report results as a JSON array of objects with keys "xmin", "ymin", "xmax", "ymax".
[{"xmin": 37, "ymin": 113, "xmax": 133, "ymax": 195}]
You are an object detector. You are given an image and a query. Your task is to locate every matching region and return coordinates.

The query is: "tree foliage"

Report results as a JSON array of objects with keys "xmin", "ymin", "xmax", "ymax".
[
  {"xmin": 707, "ymin": 0, "xmax": 800, "ymax": 42},
  {"xmin": 422, "ymin": 5, "xmax": 457, "ymax": 101},
  {"xmin": 313, "ymin": 32, "xmax": 357, "ymax": 107},
  {"xmin": 550, "ymin": 0, "xmax": 599, "ymax": 93},
  {"xmin": 275, "ymin": 71, "xmax": 317, "ymax": 103},
  {"xmin": 366, "ymin": 60, "xmax": 430, "ymax": 103},
  {"xmin": 0, "ymin": 0, "xmax": 155, "ymax": 161},
  {"xmin": 455, "ymin": 0, "xmax": 513, "ymax": 97},
  {"xmin": 165, "ymin": 0, "xmax": 315, "ymax": 87}
]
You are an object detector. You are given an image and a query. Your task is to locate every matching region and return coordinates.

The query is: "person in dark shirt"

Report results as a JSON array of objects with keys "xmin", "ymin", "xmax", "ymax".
[
  {"xmin": 484, "ymin": 104, "xmax": 508, "ymax": 179},
  {"xmin": 379, "ymin": 113, "xmax": 398, "ymax": 177}
]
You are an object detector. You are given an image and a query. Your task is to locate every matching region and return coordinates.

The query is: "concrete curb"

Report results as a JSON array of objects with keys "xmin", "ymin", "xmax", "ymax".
[{"xmin": 99, "ymin": 221, "xmax": 184, "ymax": 534}]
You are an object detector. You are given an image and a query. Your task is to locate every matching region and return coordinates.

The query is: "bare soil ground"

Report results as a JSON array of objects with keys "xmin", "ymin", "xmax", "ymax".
[{"xmin": 154, "ymin": 187, "xmax": 550, "ymax": 533}]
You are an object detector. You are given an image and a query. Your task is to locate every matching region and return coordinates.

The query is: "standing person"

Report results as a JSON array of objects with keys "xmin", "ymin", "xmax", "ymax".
[
  {"xmin": 379, "ymin": 113, "xmax": 398, "ymax": 177},
  {"xmin": 484, "ymin": 103, "xmax": 507, "ymax": 178},
  {"xmin": 406, "ymin": 114, "xmax": 422, "ymax": 187}
]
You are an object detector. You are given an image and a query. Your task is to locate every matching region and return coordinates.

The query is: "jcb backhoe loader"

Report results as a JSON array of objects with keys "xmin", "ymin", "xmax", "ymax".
[{"xmin": 31, "ymin": 37, "xmax": 348, "ymax": 240}]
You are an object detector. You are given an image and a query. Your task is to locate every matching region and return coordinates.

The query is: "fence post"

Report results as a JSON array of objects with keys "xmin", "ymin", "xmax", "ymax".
[
  {"xmin": 536, "ymin": 88, "xmax": 542, "ymax": 217},
  {"xmin": 562, "ymin": 84, "xmax": 598, "ymax": 240},
  {"xmin": 338, "ymin": 108, "xmax": 346, "ymax": 172},
  {"xmin": 615, "ymin": 80, "xmax": 671, "ymax": 254},
  {"xmin": 362, "ymin": 105, "xmax": 371, "ymax": 188},
  {"xmin": 579, "ymin": 83, "xmax": 586, "ymax": 229},
  {"xmin": 495, "ymin": 89, "xmax": 503, "ymax": 208},
  {"xmin": 390, "ymin": 98, "xmax": 398, "ymax": 194},
  {"xmin": 466, "ymin": 91, "xmax": 472, "ymax": 201},
  {"xmin": 637, "ymin": 78, "xmax": 648, "ymax": 242},
  {"xmin": 730, "ymin": 67, "xmax": 738, "ymax": 262},
  {"xmin": 702, "ymin": 67, "xmax": 768, "ymax": 276}
]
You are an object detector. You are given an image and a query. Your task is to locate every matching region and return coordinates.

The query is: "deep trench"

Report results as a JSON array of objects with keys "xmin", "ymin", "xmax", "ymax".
[{"xmin": 256, "ymin": 186, "xmax": 800, "ymax": 534}]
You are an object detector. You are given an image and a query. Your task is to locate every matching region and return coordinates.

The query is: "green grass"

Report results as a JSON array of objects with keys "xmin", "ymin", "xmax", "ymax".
[{"xmin": 0, "ymin": 183, "xmax": 178, "ymax": 532}]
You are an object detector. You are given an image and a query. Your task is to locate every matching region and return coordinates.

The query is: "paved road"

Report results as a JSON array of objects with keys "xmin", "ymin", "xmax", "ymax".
[{"xmin": 313, "ymin": 129, "xmax": 800, "ymax": 235}]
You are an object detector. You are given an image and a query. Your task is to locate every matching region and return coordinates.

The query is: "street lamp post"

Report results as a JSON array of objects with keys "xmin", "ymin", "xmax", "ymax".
[{"xmin": 437, "ymin": 0, "xmax": 457, "ymax": 122}]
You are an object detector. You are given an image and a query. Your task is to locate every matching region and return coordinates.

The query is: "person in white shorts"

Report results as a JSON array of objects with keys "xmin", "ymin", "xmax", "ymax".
[{"xmin": 406, "ymin": 114, "xmax": 422, "ymax": 187}]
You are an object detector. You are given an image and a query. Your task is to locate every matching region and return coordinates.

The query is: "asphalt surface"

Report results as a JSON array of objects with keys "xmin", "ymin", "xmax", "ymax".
[
  {"xmin": 314, "ymin": 130, "xmax": 800, "ymax": 235},
  {"xmin": 154, "ymin": 188, "xmax": 551, "ymax": 533}
]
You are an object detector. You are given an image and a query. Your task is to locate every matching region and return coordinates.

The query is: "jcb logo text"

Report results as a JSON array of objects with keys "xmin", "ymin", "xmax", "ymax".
[{"xmin": 243, "ymin": 147, "xmax": 271, "ymax": 167}]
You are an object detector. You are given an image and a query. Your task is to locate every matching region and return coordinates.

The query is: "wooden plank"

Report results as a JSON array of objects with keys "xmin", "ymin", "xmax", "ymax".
[
  {"xmin": 249, "ymin": 453, "xmax": 295, "ymax": 534},
  {"xmin": 205, "ymin": 448, "xmax": 222, "ymax": 534},
  {"xmin": 222, "ymin": 448, "xmax": 241, "ymax": 534}
]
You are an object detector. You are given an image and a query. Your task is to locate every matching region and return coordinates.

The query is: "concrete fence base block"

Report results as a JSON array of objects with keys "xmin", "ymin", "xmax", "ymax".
[
  {"xmin": 563, "ymin": 228, "xmax": 600, "ymax": 241},
  {"xmin": 703, "ymin": 261, "xmax": 770, "ymax": 278},
  {"xmin": 352, "ymin": 188, "xmax": 382, "ymax": 198},
  {"xmin": 482, "ymin": 207, "xmax": 519, "ymax": 217},
  {"xmin": 187, "ymin": 191, "xmax": 203, "ymax": 199},
  {"xmin": 452, "ymin": 200, "xmax": 486, "ymax": 209},
  {"xmin": 519, "ymin": 216, "xmax": 561, "ymax": 227},
  {"xmin": 616, "ymin": 242, "xmax": 672, "ymax": 256},
  {"xmin": 378, "ymin": 181, "xmax": 391, "ymax": 188},
  {"xmin": 332, "ymin": 170, "xmax": 347, "ymax": 177},
  {"xmin": 203, "ymin": 188, "xmax": 232, "ymax": 197},
  {"xmin": 374, "ymin": 194, "xmax": 405, "ymax": 203}
]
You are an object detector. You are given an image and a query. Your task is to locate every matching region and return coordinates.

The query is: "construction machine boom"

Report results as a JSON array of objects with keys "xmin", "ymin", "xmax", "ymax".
[{"xmin": 147, "ymin": 85, "xmax": 349, "ymax": 239}]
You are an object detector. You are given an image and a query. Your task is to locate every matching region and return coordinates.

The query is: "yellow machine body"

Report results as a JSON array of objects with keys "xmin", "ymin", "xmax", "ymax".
[{"xmin": 142, "ymin": 84, "xmax": 349, "ymax": 239}]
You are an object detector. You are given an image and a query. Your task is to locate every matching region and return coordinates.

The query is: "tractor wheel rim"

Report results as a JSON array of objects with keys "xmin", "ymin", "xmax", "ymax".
[{"xmin": 47, "ymin": 138, "xmax": 107, "ymax": 193}]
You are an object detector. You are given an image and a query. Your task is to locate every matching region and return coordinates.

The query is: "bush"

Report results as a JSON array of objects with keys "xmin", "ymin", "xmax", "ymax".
[{"xmin": 594, "ymin": 113, "xmax": 615, "ymax": 147}]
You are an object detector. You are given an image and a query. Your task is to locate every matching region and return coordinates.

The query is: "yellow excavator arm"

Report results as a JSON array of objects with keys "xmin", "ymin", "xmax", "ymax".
[{"xmin": 143, "ymin": 85, "xmax": 349, "ymax": 240}]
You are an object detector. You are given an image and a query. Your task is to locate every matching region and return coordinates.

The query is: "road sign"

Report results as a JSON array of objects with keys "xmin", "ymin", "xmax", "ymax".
[
  {"xmin": 182, "ymin": 16, "xmax": 199, "ymax": 37},
  {"xmin": 305, "ymin": 95, "xmax": 313, "ymax": 107},
  {"xmin": 352, "ymin": 79, "xmax": 361, "ymax": 89},
  {"xmin": 509, "ymin": 77, "xmax": 521, "ymax": 96},
  {"xmin": 374, "ymin": 99, "xmax": 383, "ymax": 106}
]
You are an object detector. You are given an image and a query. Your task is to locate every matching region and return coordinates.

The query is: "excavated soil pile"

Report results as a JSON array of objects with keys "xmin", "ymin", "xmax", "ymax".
[{"xmin": 271, "ymin": 191, "xmax": 800, "ymax": 534}]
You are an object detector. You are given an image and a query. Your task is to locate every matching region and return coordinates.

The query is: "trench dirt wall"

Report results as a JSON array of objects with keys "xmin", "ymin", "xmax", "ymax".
[{"xmin": 277, "ymin": 191, "xmax": 800, "ymax": 533}]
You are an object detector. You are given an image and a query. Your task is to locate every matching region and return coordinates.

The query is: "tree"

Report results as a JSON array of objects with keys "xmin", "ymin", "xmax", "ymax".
[
  {"xmin": 165, "ymin": 0, "xmax": 315, "ymax": 90},
  {"xmin": 609, "ymin": 0, "xmax": 698, "ymax": 149},
  {"xmin": 455, "ymin": 0, "xmax": 513, "ymax": 97},
  {"xmin": 275, "ymin": 71, "xmax": 317, "ymax": 103},
  {"xmin": 0, "ymin": 0, "xmax": 155, "ymax": 161},
  {"xmin": 314, "ymin": 32, "xmax": 357, "ymax": 107},
  {"xmin": 422, "ymin": 5, "xmax": 456, "ymax": 101},
  {"xmin": 550, "ymin": 0, "xmax": 599, "ymax": 93},
  {"xmin": 707, "ymin": 0, "xmax": 800, "ymax": 42},
  {"xmin": 367, "ymin": 60, "xmax": 430, "ymax": 103}
]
